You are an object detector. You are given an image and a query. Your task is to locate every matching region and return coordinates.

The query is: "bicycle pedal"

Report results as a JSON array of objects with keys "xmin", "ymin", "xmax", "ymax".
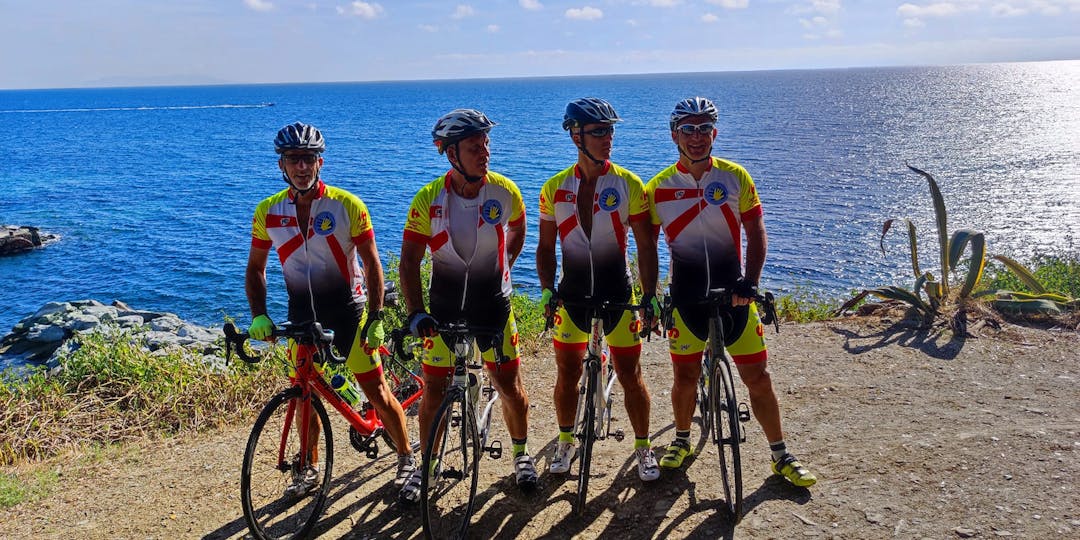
[
  {"xmin": 487, "ymin": 440, "xmax": 503, "ymax": 460},
  {"xmin": 738, "ymin": 402, "xmax": 751, "ymax": 423},
  {"xmin": 612, "ymin": 429, "xmax": 625, "ymax": 442}
]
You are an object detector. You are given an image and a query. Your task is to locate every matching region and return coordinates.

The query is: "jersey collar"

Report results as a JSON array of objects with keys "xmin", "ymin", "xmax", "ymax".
[
  {"xmin": 287, "ymin": 180, "xmax": 327, "ymax": 202},
  {"xmin": 574, "ymin": 160, "xmax": 611, "ymax": 179},
  {"xmin": 675, "ymin": 158, "xmax": 713, "ymax": 175}
]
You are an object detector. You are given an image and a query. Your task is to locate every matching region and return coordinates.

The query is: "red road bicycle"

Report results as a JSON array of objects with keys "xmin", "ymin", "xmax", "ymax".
[{"xmin": 223, "ymin": 321, "xmax": 423, "ymax": 540}]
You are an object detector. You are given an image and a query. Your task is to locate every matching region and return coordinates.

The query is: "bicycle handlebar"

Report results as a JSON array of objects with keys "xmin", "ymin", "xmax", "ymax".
[
  {"xmin": 223, "ymin": 320, "xmax": 345, "ymax": 365},
  {"xmin": 665, "ymin": 288, "xmax": 780, "ymax": 333}
]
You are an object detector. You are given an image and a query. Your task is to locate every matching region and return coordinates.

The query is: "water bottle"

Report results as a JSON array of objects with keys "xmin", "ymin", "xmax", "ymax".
[{"xmin": 330, "ymin": 373, "xmax": 361, "ymax": 407}]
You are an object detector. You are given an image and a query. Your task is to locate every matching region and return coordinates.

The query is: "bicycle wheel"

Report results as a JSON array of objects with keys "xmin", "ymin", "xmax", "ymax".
[
  {"xmin": 421, "ymin": 389, "xmax": 480, "ymax": 540},
  {"xmin": 710, "ymin": 358, "xmax": 743, "ymax": 520},
  {"xmin": 241, "ymin": 387, "xmax": 334, "ymax": 540},
  {"xmin": 697, "ymin": 350, "xmax": 713, "ymax": 435},
  {"xmin": 575, "ymin": 360, "xmax": 599, "ymax": 516}
]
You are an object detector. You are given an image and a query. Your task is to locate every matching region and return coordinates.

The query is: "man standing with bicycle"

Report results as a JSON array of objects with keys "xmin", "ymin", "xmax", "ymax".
[
  {"xmin": 245, "ymin": 122, "xmax": 416, "ymax": 497},
  {"xmin": 645, "ymin": 98, "xmax": 817, "ymax": 487},
  {"xmin": 398, "ymin": 109, "xmax": 537, "ymax": 502},
  {"xmin": 536, "ymin": 97, "xmax": 662, "ymax": 483}
]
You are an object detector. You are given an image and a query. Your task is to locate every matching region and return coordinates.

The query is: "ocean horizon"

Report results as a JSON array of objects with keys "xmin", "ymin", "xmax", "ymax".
[{"xmin": 2, "ymin": 60, "xmax": 1078, "ymax": 340}]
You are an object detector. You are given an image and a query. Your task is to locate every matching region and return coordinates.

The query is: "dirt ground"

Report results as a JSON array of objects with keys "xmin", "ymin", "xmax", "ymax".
[{"xmin": 1, "ymin": 314, "xmax": 1078, "ymax": 539}]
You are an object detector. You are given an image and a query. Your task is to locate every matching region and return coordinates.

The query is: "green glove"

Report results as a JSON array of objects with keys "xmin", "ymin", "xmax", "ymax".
[
  {"xmin": 249, "ymin": 314, "xmax": 274, "ymax": 341},
  {"xmin": 361, "ymin": 310, "xmax": 385, "ymax": 347},
  {"xmin": 541, "ymin": 288, "xmax": 554, "ymax": 308}
]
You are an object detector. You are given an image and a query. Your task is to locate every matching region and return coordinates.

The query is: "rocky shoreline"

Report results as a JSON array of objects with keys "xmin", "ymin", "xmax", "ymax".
[
  {"xmin": 0, "ymin": 225, "xmax": 59, "ymax": 256},
  {"xmin": 0, "ymin": 299, "xmax": 223, "ymax": 375}
]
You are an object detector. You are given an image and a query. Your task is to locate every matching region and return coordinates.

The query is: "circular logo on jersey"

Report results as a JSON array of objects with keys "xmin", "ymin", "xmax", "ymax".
[
  {"xmin": 598, "ymin": 187, "xmax": 621, "ymax": 212},
  {"xmin": 704, "ymin": 182, "xmax": 728, "ymax": 205},
  {"xmin": 481, "ymin": 199, "xmax": 503, "ymax": 225},
  {"xmin": 313, "ymin": 211, "xmax": 336, "ymax": 235}
]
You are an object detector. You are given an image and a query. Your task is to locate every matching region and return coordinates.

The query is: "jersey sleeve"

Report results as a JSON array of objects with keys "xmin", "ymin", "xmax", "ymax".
[
  {"xmin": 626, "ymin": 173, "xmax": 649, "ymax": 222},
  {"xmin": 736, "ymin": 166, "xmax": 763, "ymax": 221},
  {"xmin": 644, "ymin": 177, "xmax": 662, "ymax": 226},
  {"xmin": 507, "ymin": 176, "xmax": 526, "ymax": 227},
  {"xmin": 346, "ymin": 194, "xmax": 375, "ymax": 245},
  {"xmin": 251, "ymin": 199, "xmax": 272, "ymax": 249},
  {"xmin": 403, "ymin": 180, "xmax": 437, "ymax": 244},
  {"xmin": 538, "ymin": 177, "xmax": 557, "ymax": 222}
]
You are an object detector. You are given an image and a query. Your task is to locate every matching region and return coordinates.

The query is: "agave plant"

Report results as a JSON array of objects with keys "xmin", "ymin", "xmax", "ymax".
[{"xmin": 838, "ymin": 166, "xmax": 1077, "ymax": 329}]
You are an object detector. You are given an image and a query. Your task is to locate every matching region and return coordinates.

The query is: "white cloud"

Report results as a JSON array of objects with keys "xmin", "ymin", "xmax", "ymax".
[
  {"xmin": 419, "ymin": 24, "xmax": 438, "ymax": 32},
  {"xmin": 452, "ymin": 4, "xmax": 475, "ymax": 19},
  {"xmin": 702, "ymin": 13, "xmax": 720, "ymax": 22},
  {"xmin": 488, "ymin": 24, "xmax": 501, "ymax": 32},
  {"xmin": 647, "ymin": 0, "xmax": 684, "ymax": 6},
  {"xmin": 991, "ymin": 3, "xmax": 1028, "ymax": 16},
  {"xmin": 520, "ymin": 0, "xmax": 544, "ymax": 10},
  {"xmin": 904, "ymin": 17, "xmax": 927, "ymax": 27},
  {"xmin": 243, "ymin": 0, "xmax": 274, "ymax": 12},
  {"xmin": 705, "ymin": 0, "xmax": 748, "ymax": 8},
  {"xmin": 897, "ymin": 3, "xmax": 962, "ymax": 18},
  {"xmin": 337, "ymin": 2, "xmax": 384, "ymax": 19},
  {"xmin": 565, "ymin": 6, "xmax": 603, "ymax": 20},
  {"xmin": 626, "ymin": 18, "xmax": 640, "ymax": 26}
]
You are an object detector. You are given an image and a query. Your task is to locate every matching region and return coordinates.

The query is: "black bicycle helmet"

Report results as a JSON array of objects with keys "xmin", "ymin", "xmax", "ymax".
[
  {"xmin": 562, "ymin": 97, "xmax": 622, "ymax": 131},
  {"xmin": 432, "ymin": 109, "xmax": 497, "ymax": 154},
  {"xmin": 274, "ymin": 122, "xmax": 325, "ymax": 154},
  {"xmin": 670, "ymin": 97, "xmax": 719, "ymax": 129}
]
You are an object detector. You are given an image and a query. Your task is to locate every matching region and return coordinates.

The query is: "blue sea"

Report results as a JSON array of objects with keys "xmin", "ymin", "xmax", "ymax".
[{"xmin": 3, "ymin": 61, "xmax": 1079, "ymax": 336}]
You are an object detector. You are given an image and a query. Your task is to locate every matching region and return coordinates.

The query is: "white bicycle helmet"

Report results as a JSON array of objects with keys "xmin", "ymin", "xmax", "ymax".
[
  {"xmin": 432, "ymin": 109, "xmax": 496, "ymax": 154},
  {"xmin": 670, "ymin": 97, "xmax": 719, "ymax": 129}
]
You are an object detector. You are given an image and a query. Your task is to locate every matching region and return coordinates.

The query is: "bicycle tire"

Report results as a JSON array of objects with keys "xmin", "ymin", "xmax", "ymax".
[
  {"xmin": 241, "ymin": 387, "xmax": 334, "ymax": 540},
  {"xmin": 710, "ymin": 358, "xmax": 744, "ymax": 520},
  {"xmin": 575, "ymin": 359, "xmax": 599, "ymax": 516},
  {"xmin": 421, "ymin": 389, "xmax": 480, "ymax": 540},
  {"xmin": 698, "ymin": 350, "xmax": 713, "ymax": 435}
]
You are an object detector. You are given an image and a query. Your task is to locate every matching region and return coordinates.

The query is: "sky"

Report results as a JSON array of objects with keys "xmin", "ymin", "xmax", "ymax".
[{"xmin": 2, "ymin": 0, "xmax": 1079, "ymax": 89}]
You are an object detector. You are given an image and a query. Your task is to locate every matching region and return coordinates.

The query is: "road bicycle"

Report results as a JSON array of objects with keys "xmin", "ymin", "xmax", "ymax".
[
  {"xmin": 223, "ymin": 321, "xmax": 423, "ymax": 540},
  {"xmin": 419, "ymin": 322, "xmax": 507, "ymax": 540},
  {"xmin": 664, "ymin": 288, "xmax": 779, "ymax": 521},
  {"xmin": 548, "ymin": 297, "xmax": 642, "ymax": 516}
]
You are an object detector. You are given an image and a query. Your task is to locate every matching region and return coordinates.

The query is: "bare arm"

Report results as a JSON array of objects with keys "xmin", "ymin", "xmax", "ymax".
[
  {"xmin": 506, "ymin": 219, "xmax": 526, "ymax": 269},
  {"xmin": 399, "ymin": 238, "xmax": 428, "ymax": 314},
  {"xmin": 536, "ymin": 219, "xmax": 558, "ymax": 291},
  {"xmin": 735, "ymin": 215, "xmax": 768, "ymax": 306},
  {"xmin": 356, "ymin": 238, "xmax": 384, "ymax": 313},
  {"xmin": 630, "ymin": 218, "xmax": 658, "ymax": 296},
  {"xmin": 245, "ymin": 246, "xmax": 271, "ymax": 318}
]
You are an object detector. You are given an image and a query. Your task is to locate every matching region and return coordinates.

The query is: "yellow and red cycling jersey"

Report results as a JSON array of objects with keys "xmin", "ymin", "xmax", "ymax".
[
  {"xmin": 645, "ymin": 157, "xmax": 762, "ymax": 303},
  {"xmin": 403, "ymin": 170, "xmax": 525, "ymax": 321},
  {"xmin": 251, "ymin": 181, "xmax": 373, "ymax": 321},
  {"xmin": 539, "ymin": 160, "xmax": 649, "ymax": 301}
]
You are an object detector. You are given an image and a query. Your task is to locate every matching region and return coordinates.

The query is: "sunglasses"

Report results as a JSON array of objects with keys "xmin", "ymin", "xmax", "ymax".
[
  {"xmin": 282, "ymin": 154, "xmax": 320, "ymax": 165},
  {"xmin": 675, "ymin": 123, "xmax": 715, "ymax": 136},
  {"xmin": 583, "ymin": 125, "xmax": 615, "ymax": 138}
]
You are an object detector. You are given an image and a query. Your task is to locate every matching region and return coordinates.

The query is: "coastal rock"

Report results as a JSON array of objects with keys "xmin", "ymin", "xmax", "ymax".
[
  {"xmin": 0, "ymin": 300, "xmax": 223, "ymax": 374},
  {"xmin": 0, "ymin": 225, "xmax": 59, "ymax": 256}
]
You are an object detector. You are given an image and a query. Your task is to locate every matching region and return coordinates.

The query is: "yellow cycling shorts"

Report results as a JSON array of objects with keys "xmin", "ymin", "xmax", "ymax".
[
  {"xmin": 420, "ymin": 310, "xmax": 521, "ymax": 376},
  {"xmin": 552, "ymin": 304, "xmax": 642, "ymax": 356},
  {"xmin": 286, "ymin": 310, "xmax": 385, "ymax": 383},
  {"xmin": 666, "ymin": 302, "xmax": 767, "ymax": 365}
]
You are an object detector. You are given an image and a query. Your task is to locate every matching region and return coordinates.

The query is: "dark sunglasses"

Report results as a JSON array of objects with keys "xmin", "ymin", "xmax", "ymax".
[
  {"xmin": 583, "ymin": 125, "xmax": 615, "ymax": 138},
  {"xmin": 282, "ymin": 154, "xmax": 319, "ymax": 165},
  {"xmin": 675, "ymin": 123, "xmax": 715, "ymax": 136}
]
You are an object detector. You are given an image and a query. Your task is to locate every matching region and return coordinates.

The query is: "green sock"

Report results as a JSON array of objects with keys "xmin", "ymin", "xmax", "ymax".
[
  {"xmin": 558, "ymin": 426, "xmax": 574, "ymax": 444},
  {"xmin": 634, "ymin": 437, "xmax": 651, "ymax": 450},
  {"xmin": 512, "ymin": 438, "xmax": 528, "ymax": 458}
]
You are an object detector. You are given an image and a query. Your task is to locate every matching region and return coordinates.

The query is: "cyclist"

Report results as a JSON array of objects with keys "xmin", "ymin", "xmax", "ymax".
[
  {"xmin": 644, "ymin": 98, "xmax": 817, "ymax": 487},
  {"xmin": 537, "ymin": 97, "xmax": 661, "ymax": 482},
  {"xmin": 398, "ymin": 109, "xmax": 537, "ymax": 502},
  {"xmin": 245, "ymin": 122, "xmax": 416, "ymax": 497}
]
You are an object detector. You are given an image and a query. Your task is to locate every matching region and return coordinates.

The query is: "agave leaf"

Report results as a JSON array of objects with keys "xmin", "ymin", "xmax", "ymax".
[
  {"xmin": 881, "ymin": 218, "xmax": 921, "ymax": 277},
  {"xmin": 834, "ymin": 290, "xmax": 872, "ymax": 316},
  {"xmin": 991, "ymin": 254, "xmax": 1047, "ymax": 294},
  {"xmin": 949, "ymin": 229, "xmax": 986, "ymax": 298},
  {"xmin": 991, "ymin": 298, "xmax": 1063, "ymax": 314},
  {"xmin": 907, "ymin": 164, "xmax": 950, "ymax": 296},
  {"xmin": 867, "ymin": 286, "xmax": 936, "ymax": 316}
]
